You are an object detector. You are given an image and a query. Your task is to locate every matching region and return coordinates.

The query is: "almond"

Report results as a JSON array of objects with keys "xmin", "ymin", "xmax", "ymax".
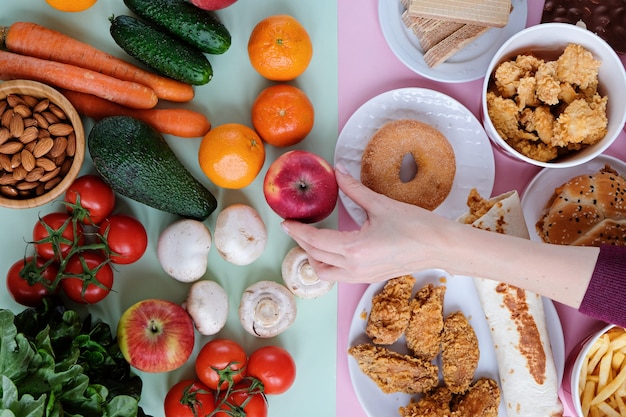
[
  {"xmin": 9, "ymin": 113, "xmax": 24, "ymax": 138},
  {"xmin": 0, "ymin": 127, "xmax": 10, "ymax": 145},
  {"xmin": 13, "ymin": 104, "xmax": 32, "ymax": 118},
  {"xmin": 39, "ymin": 166, "xmax": 60, "ymax": 182},
  {"xmin": 66, "ymin": 133, "xmax": 76, "ymax": 157},
  {"xmin": 0, "ymin": 173, "xmax": 17, "ymax": 185},
  {"xmin": 20, "ymin": 94, "xmax": 38, "ymax": 108},
  {"xmin": 1, "ymin": 109, "xmax": 13, "ymax": 129},
  {"xmin": 33, "ymin": 113, "xmax": 49, "ymax": 129},
  {"xmin": 0, "ymin": 141, "xmax": 24, "ymax": 155},
  {"xmin": 24, "ymin": 167, "xmax": 44, "ymax": 182},
  {"xmin": 33, "ymin": 137, "xmax": 54, "ymax": 158},
  {"xmin": 33, "ymin": 99, "xmax": 49, "ymax": 114},
  {"xmin": 10, "ymin": 153, "xmax": 21, "ymax": 169},
  {"xmin": 12, "ymin": 165, "xmax": 27, "ymax": 181},
  {"xmin": 48, "ymin": 123, "xmax": 73, "ymax": 136},
  {"xmin": 41, "ymin": 110, "xmax": 60, "ymax": 125},
  {"xmin": 44, "ymin": 176, "xmax": 61, "ymax": 190},
  {"xmin": 17, "ymin": 179, "xmax": 40, "ymax": 190},
  {"xmin": 6, "ymin": 94, "xmax": 25, "ymax": 108},
  {"xmin": 36, "ymin": 157, "xmax": 57, "ymax": 172},
  {"xmin": 48, "ymin": 104, "xmax": 67, "ymax": 120},
  {"xmin": 19, "ymin": 126, "xmax": 39, "ymax": 144},
  {"xmin": 0, "ymin": 185, "xmax": 18, "ymax": 197},
  {"xmin": 48, "ymin": 136, "xmax": 67, "ymax": 158},
  {"xmin": 21, "ymin": 149, "xmax": 35, "ymax": 171},
  {"xmin": 0, "ymin": 153, "xmax": 12, "ymax": 172}
]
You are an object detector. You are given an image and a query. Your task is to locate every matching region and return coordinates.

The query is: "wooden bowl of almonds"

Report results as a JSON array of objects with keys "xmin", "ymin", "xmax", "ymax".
[{"xmin": 0, "ymin": 80, "xmax": 85, "ymax": 208}]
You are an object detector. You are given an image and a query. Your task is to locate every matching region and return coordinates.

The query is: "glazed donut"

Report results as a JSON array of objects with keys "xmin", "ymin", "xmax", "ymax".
[{"xmin": 360, "ymin": 119, "xmax": 456, "ymax": 211}]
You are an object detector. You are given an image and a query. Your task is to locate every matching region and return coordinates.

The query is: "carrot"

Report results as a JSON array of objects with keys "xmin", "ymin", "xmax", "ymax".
[
  {"xmin": 61, "ymin": 90, "xmax": 211, "ymax": 138},
  {"xmin": 0, "ymin": 22, "xmax": 194, "ymax": 103},
  {"xmin": 0, "ymin": 50, "xmax": 158, "ymax": 109}
]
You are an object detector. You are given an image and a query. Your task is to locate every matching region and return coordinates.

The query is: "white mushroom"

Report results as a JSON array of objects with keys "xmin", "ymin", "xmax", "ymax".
[
  {"xmin": 157, "ymin": 219, "xmax": 212, "ymax": 282},
  {"xmin": 281, "ymin": 246, "xmax": 334, "ymax": 299},
  {"xmin": 183, "ymin": 280, "xmax": 228, "ymax": 336},
  {"xmin": 239, "ymin": 280, "xmax": 297, "ymax": 338},
  {"xmin": 214, "ymin": 204, "xmax": 267, "ymax": 266}
]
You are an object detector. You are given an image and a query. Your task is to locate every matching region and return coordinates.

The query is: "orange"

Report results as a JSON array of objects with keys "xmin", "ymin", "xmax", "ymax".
[
  {"xmin": 198, "ymin": 123, "xmax": 265, "ymax": 189},
  {"xmin": 251, "ymin": 84, "xmax": 315, "ymax": 147},
  {"xmin": 45, "ymin": 0, "xmax": 97, "ymax": 12},
  {"xmin": 247, "ymin": 15, "xmax": 313, "ymax": 81}
]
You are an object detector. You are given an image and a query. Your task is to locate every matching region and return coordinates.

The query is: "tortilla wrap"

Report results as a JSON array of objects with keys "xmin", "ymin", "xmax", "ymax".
[{"xmin": 459, "ymin": 190, "xmax": 563, "ymax": 417}]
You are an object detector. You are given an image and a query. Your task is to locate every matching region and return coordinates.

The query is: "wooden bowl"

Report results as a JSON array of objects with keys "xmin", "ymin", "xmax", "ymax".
[{"xmin": 0, "ymin": 80, "xmax": 85, "ymax": 209}]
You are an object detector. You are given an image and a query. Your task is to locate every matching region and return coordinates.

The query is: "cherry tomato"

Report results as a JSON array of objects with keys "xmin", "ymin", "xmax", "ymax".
[
  {"xmin": 247, "ymin": 346, "xmax": 296, "ymax": 395},
  {"xmin": 195, "ymin": 339, "xmax": 247, "ymax": 391},
  {"xmin": 60, "ymin": 251, "xmax": 113, "ymax": 304},
  {"xmin": 6, "ymin": 257, "xmax": 59, "ymax": 307},
  {"xmin": 99, "ymin": 214, "xmax": 148, "ymax": 264},
  {"xmin": 215, "ymin": 380, "xmax": 268, "ymax": 417},
  {"xmin": 65, "ymin": 175, "xmax": 116, "ymax": 224},
  {"xmin": 164, "ymin": 379, "xmax": 215, "ymax": 417},
  {"xmin": 33, "ymin": 212, "xmax": 84, "ymax": 260}
]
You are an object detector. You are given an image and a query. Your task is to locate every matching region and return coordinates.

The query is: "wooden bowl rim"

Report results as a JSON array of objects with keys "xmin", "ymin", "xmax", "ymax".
[{"xmin": 0, "ymin": 80, "xmax": 85, "ymax": 209}]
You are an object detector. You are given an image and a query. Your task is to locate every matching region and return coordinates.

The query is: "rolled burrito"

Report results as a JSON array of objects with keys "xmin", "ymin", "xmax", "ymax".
[{"xmin": 458, "ymin": 189, "xmax": 563, "ymax": 417}]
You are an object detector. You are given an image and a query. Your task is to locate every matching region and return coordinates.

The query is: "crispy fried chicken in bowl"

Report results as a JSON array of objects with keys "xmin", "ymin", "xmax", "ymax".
[{"xmin": 481, "ymin": 23, "xmax": 626, "ymax": 168}]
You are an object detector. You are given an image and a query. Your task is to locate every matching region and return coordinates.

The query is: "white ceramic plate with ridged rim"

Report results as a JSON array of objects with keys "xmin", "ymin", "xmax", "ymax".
[
  {"xmin": 521, "ymin": 154, "xmax": 626, "ymax": 242},
  {"xmin": 378, "ymin": 0, "xmax": 527, "ymax": 83},
  {"xmin": 347, "ymin": 269, "xmax": 565, "ymax": 417},
  {"xmin": 334, "ymin": 87, "xmax": 495, "ymax": 226}
]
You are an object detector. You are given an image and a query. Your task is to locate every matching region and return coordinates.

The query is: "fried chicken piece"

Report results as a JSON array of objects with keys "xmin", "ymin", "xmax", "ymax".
[
  {"xmin": 348, "ymin": 344, "xmax": 438, "ymax": 394},
  {"xmin": 552, "ymin": 95, "xmax": 608, "ymax": 147},
  {"xmin": 515, "ymin": 75, "xmax": 539, "ymax": 109},
  {"xmin": 535, "ymin": 61, "xmax": 560, "ymax": 105},
  {"xmin": 399, "ymin": 386, "xmax": 453, "ymax": 417},
  {"xmin": 520, "ymin": 106, "xmax": 555, "ymax": 145},
  {"xmin": 366, "ymin": 275, "xmax": 415, "ymax": 344},
  {"xmin": 556, "ymin": 43, "xmax": 601, "ymax": 90},
  {"xmin": 451, "ymin": 377, "xmax": 500, "ymax": 417},
  {"xmin": 441, "ymin": 311, "xmax": 479, "ymax": 394},
  {"xmin": 405, "ymin": 284, "xmax": 445, "ymax": 360}
]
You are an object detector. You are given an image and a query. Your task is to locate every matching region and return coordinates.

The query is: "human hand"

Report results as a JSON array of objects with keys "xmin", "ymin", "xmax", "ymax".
[{"xmin": 281, "ymin": 164, "xmax": 462, "ymax": 283}]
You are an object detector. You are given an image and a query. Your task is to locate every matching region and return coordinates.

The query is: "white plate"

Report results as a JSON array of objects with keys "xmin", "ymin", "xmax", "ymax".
[
  {"xmin": 521, "ymin": 154, "xmax": 626, "ymax": 242},
  {"xmin": 334, "ymin": 87, "xmax": 495, "ymax": 226},
  {"xmin": 347, "ymin": 269, "xmax": 565, "ymax": 417},
  {"xmin": 378, "ymin": 0, "xmax": 528, "ymax": 83}
]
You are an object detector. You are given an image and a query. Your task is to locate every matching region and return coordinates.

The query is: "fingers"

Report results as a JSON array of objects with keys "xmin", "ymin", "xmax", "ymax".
[
  {"xmin": 335, "ymin": 163, "xmax": 383, "ymax": 215},
  {"xmin": 281, "ymin": 220, "xmax": 348, "ymax": 266}
]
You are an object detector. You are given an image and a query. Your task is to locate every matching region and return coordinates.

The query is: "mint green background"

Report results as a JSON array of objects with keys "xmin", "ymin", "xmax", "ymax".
[{"xmin": 0, "ymin": 1, "xmax": 338, "ymax": 415}]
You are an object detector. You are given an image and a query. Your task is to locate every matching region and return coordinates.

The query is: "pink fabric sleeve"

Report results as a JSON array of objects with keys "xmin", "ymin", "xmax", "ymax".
[{"xmin": 579, "ymin": 245, "xmax": 626, "ymax": 327}]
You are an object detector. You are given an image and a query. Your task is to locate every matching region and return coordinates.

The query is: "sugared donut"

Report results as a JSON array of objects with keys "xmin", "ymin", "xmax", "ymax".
[{"xmin": 360, "ymin": 119, "xmax": 456, "ymax": 210}]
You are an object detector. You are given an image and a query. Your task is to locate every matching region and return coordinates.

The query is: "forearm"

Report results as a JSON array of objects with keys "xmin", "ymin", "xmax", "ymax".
[{"xmin": 432, "ymin": 223, "xmax": 599, "ymax": 308}]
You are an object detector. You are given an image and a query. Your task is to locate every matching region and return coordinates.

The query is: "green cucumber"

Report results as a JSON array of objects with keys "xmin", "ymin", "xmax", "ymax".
[
  {"xmin": 109, "ymin": 14, "xmax": 212, "ymax": 85},
  {"xmin": 88, "ymin": 116, "xmax": 217, "ymax": 221},
  {"xmin": 123, "ymin": 0, "xmax": 231, "ymax": 55}
]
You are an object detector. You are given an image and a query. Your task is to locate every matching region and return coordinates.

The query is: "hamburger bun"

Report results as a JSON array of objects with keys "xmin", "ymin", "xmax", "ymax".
[{"xmin": 536, "ymin": 165, "xmax": 626, "ymax": 246}]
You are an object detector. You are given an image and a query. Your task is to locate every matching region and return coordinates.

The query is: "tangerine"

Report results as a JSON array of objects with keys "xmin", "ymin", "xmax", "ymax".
[
  {"xmin": 251, "ymin": 84, "xmax": 315, "ymax": 147},
  {"xmin": 198, "ymin": 123, "xmax": 265, "ymax": 189},
  {"xmin": 45, "ymin": 0, "xmax": 97, "ymax": 12},
  {"xmin": 247, "ymin": 15, "xmax": 313, "ymax": 81}
]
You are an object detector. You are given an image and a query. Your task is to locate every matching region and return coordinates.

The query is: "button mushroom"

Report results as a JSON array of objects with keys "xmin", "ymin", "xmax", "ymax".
[
  {"xmin": 214, "ymin": 203, "xmax": 267, "ymax": 266},
  {"xmin": 183, "ymin": 280, "xmax": 228, "ymax": 336},
  {"xmin": 281, "ymin": 246, "xmax": 334, "ymax": 299},
  {"xmin": 239, "ymin": 280, "xmax": 297, "ymax": 338},
  {"xmin": 157, "ymin": 219, "xmax": 212, "ymax": 283}
]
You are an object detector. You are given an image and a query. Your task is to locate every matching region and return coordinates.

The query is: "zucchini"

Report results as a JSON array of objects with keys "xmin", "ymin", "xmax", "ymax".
[
  {"xmin": 88, "ymin": 116, "xmax": 217, "ymax": 221},
  {"xmin": 109, "ymin": 14, "xmax": 212, "ymax": 85},
  {"xmin": 124, "ymin": 0, "xmax": 231, "ymax": 55}
]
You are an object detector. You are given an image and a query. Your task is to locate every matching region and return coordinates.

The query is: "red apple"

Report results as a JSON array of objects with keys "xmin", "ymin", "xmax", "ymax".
[
  {"xmin": 263, "ymin": 150, "xmax": 338, "ymax": 223},
  {"xmin": 190, "ymin": 0, "xmax": 237, "ymax": 10},
  {"xmin": 117, "ymin": 299, "xmax": 195, "ymax": 373}
]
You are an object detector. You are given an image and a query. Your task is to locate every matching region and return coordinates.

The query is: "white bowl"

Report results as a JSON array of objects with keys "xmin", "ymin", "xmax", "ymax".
[
  {"xmin": 481, "ymin": 23, "xmax": 626, "ymax": 168},
  {"xmin": 564, "ymin": 324, "xmax": 623, "ymax": 417}
]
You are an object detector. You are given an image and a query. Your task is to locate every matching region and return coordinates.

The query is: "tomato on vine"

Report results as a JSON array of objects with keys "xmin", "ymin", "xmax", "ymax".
[
  {"xmin": 60, "ymin": 251, "xmax": 113, "ymax": 304},
  {"xmin": 164, "ymin": 379, "xmax": 215, "ymax": 417},
  {"xmin": 195, "ymin": 339, "xmax": 248, "ymax": 391},
  {"xmin": 99, "ymin": 214, "xmax": 147, "ymax": 264},
  {"xmin": 6, "ymin": 256, "xmax": 59, "ymax": 307},
  {"xmin": 64, "ymin": 175, "xmax": 116, "ymax": 224},
  {"xmin": 215, "ymin": 380, "xmax": 268, "ymax": 417},
  {"xmin": 247, "ymin": 346, "xmax": 296, "ymax": 395},
  {"xmin": 33, "ymin": 212, "xmax": 84, "ymax": 260}
]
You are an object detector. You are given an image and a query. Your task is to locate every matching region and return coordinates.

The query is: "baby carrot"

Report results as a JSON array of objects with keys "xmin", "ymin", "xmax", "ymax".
[
  {"xmin": 0, "ymin": 22, "xmax": 195, "ymax": 103},
  {"xmin": 0, "ymin": 50, "xmax": 158, "ymax": 109},
  {"xmin": 61, "ymin": 90, "xmax": 211, "ymax": 138}
]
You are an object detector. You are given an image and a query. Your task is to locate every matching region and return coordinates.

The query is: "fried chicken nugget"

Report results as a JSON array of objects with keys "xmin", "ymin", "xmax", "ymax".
[
  {"xmin": 451, "ymin": 377, "xmax": 501, "ymax": 417},
  {"xmin": 441, "ymin": 311, "xmax": 479, "ymax": 394},
  {"xmin": 405, "ymin": 284, "xmax": 445, "ymax": 360},
  {"xmin": 556, "ymin": 43, "xmax": 601, "ymax": 90},
  {"xmin": 399, "ymin": 386, "xmax": 453, "ymax": 417},
  {"xmin": 348, "ymin": 344, "xmax": 438, "ymax": 394},
  {"xmin": 366, "ymin": 275, "xmax": 415, "ymax": 344}
]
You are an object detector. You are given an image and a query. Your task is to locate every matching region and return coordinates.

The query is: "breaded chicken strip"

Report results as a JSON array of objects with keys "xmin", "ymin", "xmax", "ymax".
[
  {"xmin": 348, "ymin": 344, "xmax": 438, "ymax": 394},
  {"xmin": 556, "ymin": 43, "xmax": 600, "ymax": 90},
  {"xmin": 441, "ymin": 311, "xmax": 479, "ymax": 394},
  {"xmin": 366, "ymin": 275, "xmax": 415, "ymax": 344},
  {"xmin": 451, "ymin": 377, "xmax": 501, "ymax": 417},
  {"xmin": 405, "ymin": 284, "xmax": 445, "ymax": 360},
  {"xmin": 399, "ymin": 386, "xmax": 453, "ymax": 417}
]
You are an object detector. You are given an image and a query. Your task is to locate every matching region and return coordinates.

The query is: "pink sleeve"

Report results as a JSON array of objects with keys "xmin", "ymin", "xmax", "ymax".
[{"xmin": 579, "ymin": 245, "xmax": 626, "ymax": 327}]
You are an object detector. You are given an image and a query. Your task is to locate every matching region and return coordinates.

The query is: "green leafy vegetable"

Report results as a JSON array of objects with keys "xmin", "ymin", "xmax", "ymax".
[{"xmin": 0, "ymin": 298, "xmax": 151, "ymax": 417}]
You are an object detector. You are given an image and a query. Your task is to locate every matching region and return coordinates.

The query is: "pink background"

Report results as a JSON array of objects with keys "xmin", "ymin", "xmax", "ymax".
[{"xmin": 335, "ymin": 1, "xmax": 626, "ymax": 416}]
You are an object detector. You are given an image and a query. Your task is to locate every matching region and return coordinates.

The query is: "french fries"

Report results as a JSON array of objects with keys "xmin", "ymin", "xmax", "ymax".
[{"xmin": 579, "ymin": 327, "xmax": 626, "ymax": 417}]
